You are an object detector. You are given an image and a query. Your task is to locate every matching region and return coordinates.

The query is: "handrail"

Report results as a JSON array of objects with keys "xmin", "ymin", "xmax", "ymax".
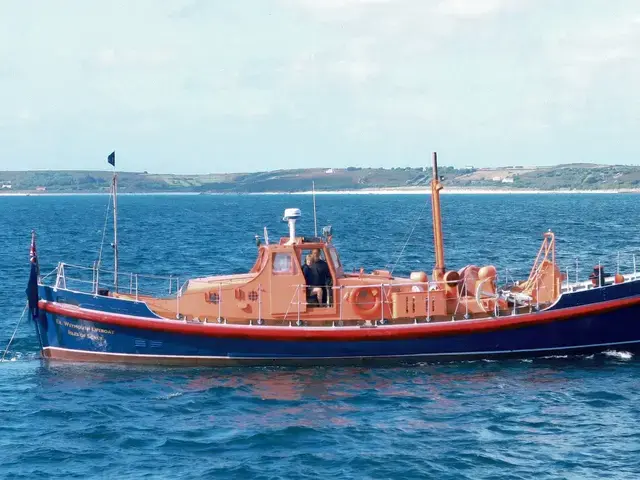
[
  {"xmin": 48, "ymin": 255, "xmax": 640, "ymax": 324},
  {"xmin": 54, "ymin": 262, "xmax": 180, "ymax": 282},
  {"xmin": 40, "ymin": 267, "xmax": 58, "ymax": 281},
  {"xmin": 280, "ymin": 279, "xmax": 527, "ymax": 323},
  {"xmin": 282, "ymin": 285, "xmax": 300, "ymax": 322},
  {"xmin": 52, "ymin": 263, "xmax": 501, "ymax": 299},
  {"xmin": 283, "ymin": 279, "xmax": 508, "ymax": 323},
  {"xmin": 48, "ymin": 262, "xmax": 186, "ymax": 301}
]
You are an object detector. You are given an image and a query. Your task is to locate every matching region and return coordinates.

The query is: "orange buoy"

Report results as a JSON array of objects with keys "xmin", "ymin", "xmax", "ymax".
[
  {"xmin": 478, "ymin": 265, "xmax": 498, "ymax": 294},
  {"xmin": 410, "ymin": 271, "xmax": 428, "ymax": 283},
  {"xmin": 410, "ymin": 272, "xmax": 428, "ymax": 292},
  {"xmin": 443, "ymin": 270, "xmax": 460, "ymax": 298}
]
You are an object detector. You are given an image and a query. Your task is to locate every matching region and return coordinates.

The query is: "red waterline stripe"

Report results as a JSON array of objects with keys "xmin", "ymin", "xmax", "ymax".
[{"xmin": 39, "ymin": 295, "xmax": 640, "ymax": 342}]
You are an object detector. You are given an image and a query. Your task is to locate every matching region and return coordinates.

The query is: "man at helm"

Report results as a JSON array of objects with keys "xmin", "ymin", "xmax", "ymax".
[{"xmin": 309, "ymin": 248, "xmax": 330, "ymax": 305}]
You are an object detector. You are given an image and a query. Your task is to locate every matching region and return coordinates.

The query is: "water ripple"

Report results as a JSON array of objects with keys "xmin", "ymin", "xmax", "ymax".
[{"xmin": 2, "ymin": 195, "xmax": 640, "ymax": 478}]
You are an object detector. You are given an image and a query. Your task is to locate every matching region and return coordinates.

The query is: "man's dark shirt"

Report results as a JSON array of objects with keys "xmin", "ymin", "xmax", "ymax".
[{"xmin": 309, "ymin": 259, "xmax": 330, "ymax": 286}]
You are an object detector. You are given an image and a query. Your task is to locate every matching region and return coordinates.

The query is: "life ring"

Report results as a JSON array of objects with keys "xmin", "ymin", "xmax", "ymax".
[{"xmin": 346, "ymin": 287, "xmax": 382, "ymax": 319}]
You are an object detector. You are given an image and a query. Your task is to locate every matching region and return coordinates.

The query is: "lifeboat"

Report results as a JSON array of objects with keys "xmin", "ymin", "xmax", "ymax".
[{"xmin": 23, "ymin": 152, "xmax": 640, "ymax": 366}]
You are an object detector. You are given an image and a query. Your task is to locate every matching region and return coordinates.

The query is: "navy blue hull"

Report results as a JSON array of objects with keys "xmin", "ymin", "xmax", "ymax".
[{"xmin": 34, "ymin": 289, "xmax": 640, "ymax": 366}]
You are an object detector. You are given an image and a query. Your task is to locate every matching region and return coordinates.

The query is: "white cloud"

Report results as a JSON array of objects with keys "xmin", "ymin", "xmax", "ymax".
[
  {"xmin": 436, "ymin": 0, "xmax": 516, "ymax": 17},
  {"xmin": 91, "ymin": 48, "xmax": 176, "ymax": 70},
  {"xmin": 292, "ymin": 0, "xmax": 395, "ymax": 11}
]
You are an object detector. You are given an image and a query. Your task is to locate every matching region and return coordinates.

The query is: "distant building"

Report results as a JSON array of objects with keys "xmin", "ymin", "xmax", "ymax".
[
  {"xmin": 492, "ymin": 176, "xmax": 503, "ymax": 182},
  {"xmin": 502, "ymin": 177, "xmax": 515, "ymax": 184},
  {"xmin": 1, "ymin": 183, "xmax": 12, "ymax": 189},
  {"xmin": 463, "ymin": 165, "xmax": 475, "ymax": 170},
  {"xmin": 325, "ymin": 168, "xmax": 334, "ymax": 174},
  {"xmin": 35, "ymin": 186, "xmax": 47, "ymax": 192}
]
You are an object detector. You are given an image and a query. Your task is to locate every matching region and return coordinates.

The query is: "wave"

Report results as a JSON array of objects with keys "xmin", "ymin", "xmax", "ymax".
[{"xmin": 603, "ymin": 350, "xmax": 633, "ymax": 360}]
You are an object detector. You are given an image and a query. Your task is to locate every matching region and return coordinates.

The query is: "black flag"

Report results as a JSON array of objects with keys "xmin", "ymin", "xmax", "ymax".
[
  {"xmin": 25, "ymin": 231, "xmax": 40, "ymax": 319},
  {"xmin": 107, "ymin": 151, "xmax": 115, "ymax": 167}
]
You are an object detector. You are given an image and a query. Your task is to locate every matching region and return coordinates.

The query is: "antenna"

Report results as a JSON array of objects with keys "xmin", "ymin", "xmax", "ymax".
[{"xmin": 312, "ymin": 180, "xmax": 318, "ymax": 237}]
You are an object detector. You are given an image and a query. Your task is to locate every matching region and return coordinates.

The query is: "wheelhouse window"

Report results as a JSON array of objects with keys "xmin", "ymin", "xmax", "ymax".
[
  {"xmin": 328, "ymin": 247, "xmax": 344, "ymax": 277},
  {"xmin": 329, "ymin": 248, "xmax": 341, "ymax": 268},
  {"xmin": 273, "ymin": 253, "xmax": 297, "ymax": 275}
]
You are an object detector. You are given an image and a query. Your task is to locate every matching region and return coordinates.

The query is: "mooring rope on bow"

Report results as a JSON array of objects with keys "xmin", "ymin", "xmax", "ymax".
[{"xmin": 1, "ymin": 304, "xmax": 28, "ymax": 363}]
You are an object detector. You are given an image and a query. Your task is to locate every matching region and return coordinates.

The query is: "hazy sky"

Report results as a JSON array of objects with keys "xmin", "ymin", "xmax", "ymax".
[{"xmin": 0, "ymin": 0, "xmax": 639, "ymax": 173}]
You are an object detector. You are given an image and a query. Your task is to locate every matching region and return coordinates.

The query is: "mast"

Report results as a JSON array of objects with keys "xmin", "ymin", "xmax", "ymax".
[
  {"xmin": 312, "ymin": 180, "xmax": 318, "ymax": 237},
  {"xmin": 113, "ymin": 173, "xmax": 119, "ymax": 290},
  {"xmin": 431, "ymin": 152, "xmax": 445, "ymax": 279},
  {"xmin": 108, "ymin": 151, "xmax": 119, "ymax": 291}
]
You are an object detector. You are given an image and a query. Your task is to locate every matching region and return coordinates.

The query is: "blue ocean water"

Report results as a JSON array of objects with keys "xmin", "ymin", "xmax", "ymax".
[{"xmin": 1, "ymin": 193, "xmax": 640, "ymax": 479}]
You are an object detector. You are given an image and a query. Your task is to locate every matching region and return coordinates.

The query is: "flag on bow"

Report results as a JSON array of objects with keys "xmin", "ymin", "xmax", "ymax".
[
  {"xmin": 107, "ymin": 151, "xmax": 115, "ymax": 167},
  {"xmin": 25, "ymin": 231, "xmax": 40, "ymax": 318}
]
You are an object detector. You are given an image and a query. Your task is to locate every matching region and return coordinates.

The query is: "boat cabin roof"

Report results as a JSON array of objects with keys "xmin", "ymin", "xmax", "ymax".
[
  {"xmin": 278, "ymin": 236, "xmax": 325, "ymax": 245},
  {"xmin": 251, "ymin": 238, "xmax": 344, "ymax": 278}
]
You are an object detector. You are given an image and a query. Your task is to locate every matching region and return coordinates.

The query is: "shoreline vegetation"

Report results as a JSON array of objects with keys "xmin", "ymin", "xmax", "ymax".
[
  {"xmin": 1, "ymin": 163, "xmax": 640, "ymax": 195},
  {"xmin": 2, "ymin": 188, "xmax": 639, "ymax": 196}
]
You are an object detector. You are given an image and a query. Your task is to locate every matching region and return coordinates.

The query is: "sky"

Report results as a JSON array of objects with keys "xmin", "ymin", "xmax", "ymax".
[{"xmin": 0, "ymin": 0, "xmax": 639, "ymax": 174}]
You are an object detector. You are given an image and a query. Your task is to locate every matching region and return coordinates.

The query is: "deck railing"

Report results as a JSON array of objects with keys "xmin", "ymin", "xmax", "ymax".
[
  {"xmin": 45, "ymin": 254, "xmax": 640, "ymax": 324},
  {"xmin": 283, "ymin": 279, "xmax": 512, "ymax": 324},
  {"xmin": 560, "ymin": 253, "xmax": 640, "ymax": 293},
  {"xmin": 48, "ymin": 262, "xmax": 186, "ymax": 318},
  {"xmin": 50, "ymin": 262, "xmax": 183, "ymax": 298}
]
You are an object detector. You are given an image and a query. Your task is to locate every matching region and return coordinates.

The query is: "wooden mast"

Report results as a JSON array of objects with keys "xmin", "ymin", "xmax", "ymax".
[{"xmin": 431, "ymin": 152, "xmax": 445, "ymax": 280}]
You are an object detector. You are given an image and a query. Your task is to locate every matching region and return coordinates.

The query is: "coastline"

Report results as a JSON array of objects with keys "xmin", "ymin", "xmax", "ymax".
[
  {"xmin": 0, "ymin": 191, "xmax": 202, "ymax": 197},
  {"xmin": 270, "ymin": 187, "xmax": 638, "ymax": 195},
  {"xmin": 1, "ymin": 187, "xmax": 638, "ymax": 197}
]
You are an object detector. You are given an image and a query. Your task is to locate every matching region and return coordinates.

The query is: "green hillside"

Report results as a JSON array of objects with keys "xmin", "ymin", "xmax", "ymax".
[{"xmin": 1, "ymin": 164, "xmax": 639, "ymax": 193}]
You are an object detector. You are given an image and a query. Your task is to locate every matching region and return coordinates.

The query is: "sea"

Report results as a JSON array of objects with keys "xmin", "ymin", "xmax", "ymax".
[{"xmin": 1, "ymin": 193, "xmax": 639, "ymax": 479}]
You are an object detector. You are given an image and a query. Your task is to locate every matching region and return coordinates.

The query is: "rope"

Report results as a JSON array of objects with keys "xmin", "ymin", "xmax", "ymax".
[
  {"xmin": 1, "ymin": 304, "xmax": 28, "ymax": 362},
  {"xmin": 389, "ymin": 200, "xmax": 429, "ymax": 275},
  {"xmin": 96, "ymin": 182, "xmax": 113, "ymax": 270}
]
